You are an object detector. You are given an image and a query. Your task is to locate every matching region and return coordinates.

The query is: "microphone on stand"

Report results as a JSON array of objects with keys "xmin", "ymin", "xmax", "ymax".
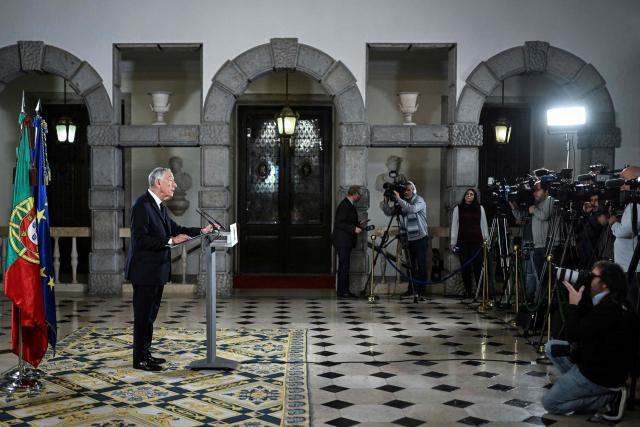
[{"xmin": 196, "ymin": 208, "xmax": 227, "ymax": 232}]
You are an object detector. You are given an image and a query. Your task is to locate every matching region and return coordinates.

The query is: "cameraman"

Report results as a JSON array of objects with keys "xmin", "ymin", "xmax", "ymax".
[
  {"xmin": 510, "ymin": 180, "xmax": 556, "ymax": 299},
  {"xmin": 381, "ymin": 181, "xmax": 429, "ymax": 297},
  {"xmin": 576, "ymin": 193, "xmax": 606, "ymax": 269},
  {"xmin": 542, "ymin": 261, "xmax": 638, "ymax": 421},
  {"xmin": 609, "ymin": 167, "xmax": 640, "ymax": 274}
]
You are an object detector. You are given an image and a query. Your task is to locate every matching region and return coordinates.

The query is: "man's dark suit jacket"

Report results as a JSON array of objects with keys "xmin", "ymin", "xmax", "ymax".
[
  {"xmin": 566, "ymin": 294, "xmax": 638, "ymax": 388},
  {"xmin": 125, "ymin": 191, "xmax": 201, "ymax": 286},
  {"xmin": 332, "ymin": 197, "xmax": 359, "ymax": 248}
]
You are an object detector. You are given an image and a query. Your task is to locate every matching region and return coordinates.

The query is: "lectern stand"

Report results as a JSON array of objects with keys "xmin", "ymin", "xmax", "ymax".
[{"xmin": 189, "ymin": 224, "xmax": 238, "ymax": 370}]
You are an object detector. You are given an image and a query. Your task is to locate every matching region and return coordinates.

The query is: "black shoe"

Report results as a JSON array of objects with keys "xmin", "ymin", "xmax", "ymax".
[
  {"xmin": 602, "ymin": 387, "xmax": 626, "ymax": 421},
  {"xmin": 337, "ymin": 293, "xmax": 351, "ymax": 299},
  {"xmin": 346, "ymin": 292, "xmax": 358, "ymax": 298},
  {"xmin": 400, "ymin": 289, "xmax": 413, "ymax": 297},
  {"xmin": 133, "ymin": 360, "xmax": 162, "ymax": 372},
  {"xmin": 148, "ymin": 355, "xmax": 166, "ymax": 364}
]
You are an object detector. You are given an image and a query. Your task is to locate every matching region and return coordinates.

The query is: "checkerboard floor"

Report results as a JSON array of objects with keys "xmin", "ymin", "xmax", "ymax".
[{"xmin": 1, "ymin": 289, "xmax": 638, "ymax": 426}]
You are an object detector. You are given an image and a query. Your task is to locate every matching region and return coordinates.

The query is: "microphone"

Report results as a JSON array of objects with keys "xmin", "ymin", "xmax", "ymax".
[
  {"xmin": 605, "ymin": 178, "xmax": 625, "ymax": 189},
  {"xmin": 195, "ymin": 208, "xmax": 227, "ymax": 232}
]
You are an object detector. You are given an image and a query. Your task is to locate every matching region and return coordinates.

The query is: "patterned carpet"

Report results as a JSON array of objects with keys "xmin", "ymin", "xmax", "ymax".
[{"xmin": 0, "ymin": 327, "xmax": 308, "ymax": 426}]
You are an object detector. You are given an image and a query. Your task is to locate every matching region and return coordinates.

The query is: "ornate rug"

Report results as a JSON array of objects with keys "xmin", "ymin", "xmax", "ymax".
[{"xmin": 0, "ymin": 327, "xmax": 309, "ymax": 426}]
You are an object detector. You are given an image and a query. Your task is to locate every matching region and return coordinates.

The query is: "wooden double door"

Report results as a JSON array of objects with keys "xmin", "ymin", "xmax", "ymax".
[{"xmin": 238, "ymin": 106, "xmax": 332, "ymax": 274}]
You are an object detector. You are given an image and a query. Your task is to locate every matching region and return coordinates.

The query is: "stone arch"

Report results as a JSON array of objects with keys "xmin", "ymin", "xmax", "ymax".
[
  {"xmin": 455, "ymin": 40, "xmax": 620, "ymax": 173},
  {"xmin": 0, "ymin": 41, "xmax": 119, "ymax": 296},
  {"xmin": 200, "ymin": 38, "xmax": 369, "ymax": 295},
  {"xmin": 0, "ymin": 41, "xmax": 113, "ymax": 123},
  {"xmin": 456, "ymin": 41, "xmax": 615, "ymax": 127},
  {"xmin": 202, "ymin": 38, "xmax": 366, "ymax": 127}
]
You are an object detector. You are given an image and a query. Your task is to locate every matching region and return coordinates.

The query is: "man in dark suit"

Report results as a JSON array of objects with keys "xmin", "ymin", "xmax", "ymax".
[
  {"xmin": 332, "ymin": 186, "xmax": 363, "ymax": 298},
  {"xmin": 125, "ymin": 167, "xmax": 215, "ymax": 371}
]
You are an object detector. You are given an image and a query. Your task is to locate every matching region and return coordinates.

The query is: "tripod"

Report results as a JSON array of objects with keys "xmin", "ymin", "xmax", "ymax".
[
  {"xmin": 364, "ymin": 202, "xmax": 420, "ymax": 303},
  {"xmin": 475, "ymin": 211, "xmax": 511, "ymax": 304}
]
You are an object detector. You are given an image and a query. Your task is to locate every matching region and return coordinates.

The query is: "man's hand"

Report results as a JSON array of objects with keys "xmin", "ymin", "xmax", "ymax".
[
  {"xmin": 563, "ymin": 281, "xmax": 584, "ymax": 305},
  {"xmin": 528, "ymin": 205, "xmax": 535, "ymax": 214},
  {"xmin": 201, "ymin": 223, "xmax": 218, "ymax": 234},
  {"xmin": 355, "ymin": 226, "xmax": 362, "ymax": 234},
  {"xmin": 172, "ymin": 234, "xmax": 192, "ymax": 244},
  {"xmin": 392, "ymin": 190, "xmax": 401, "ymax": 201},
  {"xmin": 608, "ymin": 215, "xmax": 619, "ymax": 225},
  {"xmin": 621, "ymin": 166, "xmax": 640, "ymax": 181}
]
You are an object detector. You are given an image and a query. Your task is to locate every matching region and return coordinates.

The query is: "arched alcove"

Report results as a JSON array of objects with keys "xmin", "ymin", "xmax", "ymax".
[
  {"xmin": 455, "ymin": 41, "xmax": 620, "ymax": 171},
  {"xmin": 0, "ymin": 41, "xmax": 119, "ymax": 295},
  {"xmin": 200, "ymin": 38, "xmax": 369, "ymax": 294}
]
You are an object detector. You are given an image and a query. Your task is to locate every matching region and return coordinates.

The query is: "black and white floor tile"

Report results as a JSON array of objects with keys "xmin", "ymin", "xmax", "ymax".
[{"xmin": 1, "ymin": 290, "xmax": 638, "ymax": 425}]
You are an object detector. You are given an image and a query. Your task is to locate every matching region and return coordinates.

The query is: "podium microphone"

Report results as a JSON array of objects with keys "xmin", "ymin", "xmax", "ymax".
[{"xmin": 196, "ymin": 208, "xmax": 227, "ymax": 232}]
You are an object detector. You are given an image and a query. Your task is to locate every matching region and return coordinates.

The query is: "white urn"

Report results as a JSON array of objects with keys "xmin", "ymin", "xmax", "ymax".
[
  {"xmin": 148, "ymin": 91, "xmax": 172, "ymax": 125},
  {"xmin": 398, "ymin": 92, "xmax": 420, "ymax": 125}
]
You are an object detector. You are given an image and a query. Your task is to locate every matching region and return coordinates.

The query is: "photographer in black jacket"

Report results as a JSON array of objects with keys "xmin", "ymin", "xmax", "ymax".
[{"xmin": 542, "ymin": 261, "xmax": 638, "ymax": 421}]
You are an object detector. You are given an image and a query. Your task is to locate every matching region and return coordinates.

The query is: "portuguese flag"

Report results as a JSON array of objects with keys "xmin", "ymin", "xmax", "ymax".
[{"xmin": 4, "ymin": 112, "xmax": 47, "ymax": 367}]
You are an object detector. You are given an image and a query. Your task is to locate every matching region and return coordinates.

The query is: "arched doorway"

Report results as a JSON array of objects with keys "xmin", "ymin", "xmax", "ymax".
[
  {"xmin": 0, "ymin": 41, "xmax": 116, "ymax": 294},
  {"xmin": 201, "ymin": 38, "xmax": 369, "ymax": 293},
  {"xmin": 456, "ymin": 41, "xmax": 620, "ymax": 174}
]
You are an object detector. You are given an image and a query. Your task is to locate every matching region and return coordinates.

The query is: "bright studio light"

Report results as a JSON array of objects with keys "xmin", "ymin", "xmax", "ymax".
[{"xmin": 546, "ymin": 106, "xmax": 586, "ymax": 128}]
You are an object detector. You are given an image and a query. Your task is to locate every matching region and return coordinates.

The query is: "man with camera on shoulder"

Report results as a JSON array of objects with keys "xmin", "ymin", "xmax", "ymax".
[
  {"xmin": 381, "ymin": 181, "xmax": 429, "ymax": 298},
  {"xmin": 576, "ymin": 193, "xmax": 610, "ymax": 269},
  {"xmin": 510, "ymin": 180, "xmax": 556, "ymax": 299},
  {"xmin": 608, "ymin": 166, "xmax": 640, "ymax": 273},
  {"xmin": 542, "ymin": 260, "xmax": 638, "ymax": 421}
]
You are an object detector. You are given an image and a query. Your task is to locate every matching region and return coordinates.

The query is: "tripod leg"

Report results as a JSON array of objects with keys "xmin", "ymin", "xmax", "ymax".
[{"xmin": 475, "ymin": 218, "xmax": 497, "ymax": 301}]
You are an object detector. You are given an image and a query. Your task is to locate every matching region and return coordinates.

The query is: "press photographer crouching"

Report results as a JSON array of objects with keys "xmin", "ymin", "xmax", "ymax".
[
  {"xmin": 542, "ymin": 261, "xmax": 638, "ymax": 421},
  {"xmin": 380, "ymin": 181, "xmax": 429, "ymax": 299}
]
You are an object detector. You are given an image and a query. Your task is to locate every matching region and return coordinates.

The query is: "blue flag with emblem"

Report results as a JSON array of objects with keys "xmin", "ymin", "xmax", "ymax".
[{"xmin": 34, "ymin": 113, "xmax": 57, "ymax": 350}]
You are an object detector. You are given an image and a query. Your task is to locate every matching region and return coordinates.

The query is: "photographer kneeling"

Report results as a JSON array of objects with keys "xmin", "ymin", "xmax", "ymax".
[
  {"xmin": 542, "ymin": 261, "xmax": 638, "ymax": 421},
  {"xmin": 380, "ymin": 181, "xmax": 429, "ymax": 298}
]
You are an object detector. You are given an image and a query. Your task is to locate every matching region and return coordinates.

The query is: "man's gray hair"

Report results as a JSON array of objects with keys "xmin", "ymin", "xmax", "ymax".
[{"xmin": 148, "ymin": 167, "xmax": 169, "ymax": 188}]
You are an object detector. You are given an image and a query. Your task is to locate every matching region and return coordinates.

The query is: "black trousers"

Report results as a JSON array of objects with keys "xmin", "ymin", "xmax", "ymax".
[
  {"xmin": 336, "ymin": 246, "xmax": 352, "ymax": 295},
  {"xmin": 408, "ymin": 236, "xmax": 428, "ymax": 294},
  {"xmin": 132, "ymin": 283, "xmax": 165, "ymax": 363},
  {"xmin": 457, "ymin": 243, "xmax": 483, "ymax": 296}
]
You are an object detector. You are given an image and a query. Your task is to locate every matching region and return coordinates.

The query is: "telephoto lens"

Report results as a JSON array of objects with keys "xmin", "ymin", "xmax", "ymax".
[{"xmin": 555, "ymin": 267, "xmax": 591, "ymax": 288}]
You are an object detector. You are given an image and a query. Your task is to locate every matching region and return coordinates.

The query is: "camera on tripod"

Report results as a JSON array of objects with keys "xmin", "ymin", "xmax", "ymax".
[
  {"xmin": 382, "ymin": 171, "xmax": 407, "ymax": 199},
  {"xmin": 487, "ymin": 176, "xmax": 536, "ymax": 211},
  {"xmin": 603, "ymin": 175, "xmax": 640, "ymax": 213}
]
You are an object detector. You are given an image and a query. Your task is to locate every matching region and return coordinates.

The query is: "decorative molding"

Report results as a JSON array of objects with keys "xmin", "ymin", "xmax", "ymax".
[
  {"xmin": 270, "ymin": 38, "xmax": 299, "ymax": 69},
  {"xmin": 577, "ymin": 127, "xmax": 621, "ymax": 149},
  {"xmin": 18, "ymin": 40, "xmax": 45, "ymax": 71},
  {"xmin": 449, "ymin": 124, "xmax": 483, "ymax": 147},
  {"xmin": 524, "ymin": 41, "xmax": 550, "ymax": 73}
]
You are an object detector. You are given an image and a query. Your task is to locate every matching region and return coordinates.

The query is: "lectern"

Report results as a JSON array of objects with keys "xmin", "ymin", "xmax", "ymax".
[{"xmin": 189, "ymin": 223, "xmax": 238, "ymax": 370}]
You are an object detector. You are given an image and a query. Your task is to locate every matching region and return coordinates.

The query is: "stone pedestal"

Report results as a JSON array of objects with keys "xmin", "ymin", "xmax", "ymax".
[
  {"xmin": 88, "ymin": 137, "xmax": 125, "ymax": 296},
  {"xmin": 443, "ymin": 124, "xmax": 483, "ymax": 296},
  {"xmin": 199, "ymin": 125, "xmax": 233, "ymax": 296},
  {"xmin": 577, "ymin": 127, "xmax": 621, "ymax": 172}
]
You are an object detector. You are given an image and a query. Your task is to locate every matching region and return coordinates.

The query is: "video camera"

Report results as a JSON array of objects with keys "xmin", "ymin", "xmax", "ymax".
[
  {"xmin": 382, "ymin": 171, "xmax": 407, "ymax": 200},
  {"xmin": 487, "ymin": 176, "xmax": 536, "ymax": 211}
]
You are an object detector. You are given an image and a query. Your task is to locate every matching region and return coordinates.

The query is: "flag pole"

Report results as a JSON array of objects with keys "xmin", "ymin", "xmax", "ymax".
[{"xmin": 1, "ymin": 100, "xmax": 43, "ymax": 394}]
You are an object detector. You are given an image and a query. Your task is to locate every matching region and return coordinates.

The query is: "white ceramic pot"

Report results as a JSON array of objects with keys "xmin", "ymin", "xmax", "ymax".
[
  {"xmin": 148, "ymin": 91, "xmax": 172, "ymax": 125},
  {"xmin": 398, "ymin": 92, "xmax": 419, "ymax": 125}
]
